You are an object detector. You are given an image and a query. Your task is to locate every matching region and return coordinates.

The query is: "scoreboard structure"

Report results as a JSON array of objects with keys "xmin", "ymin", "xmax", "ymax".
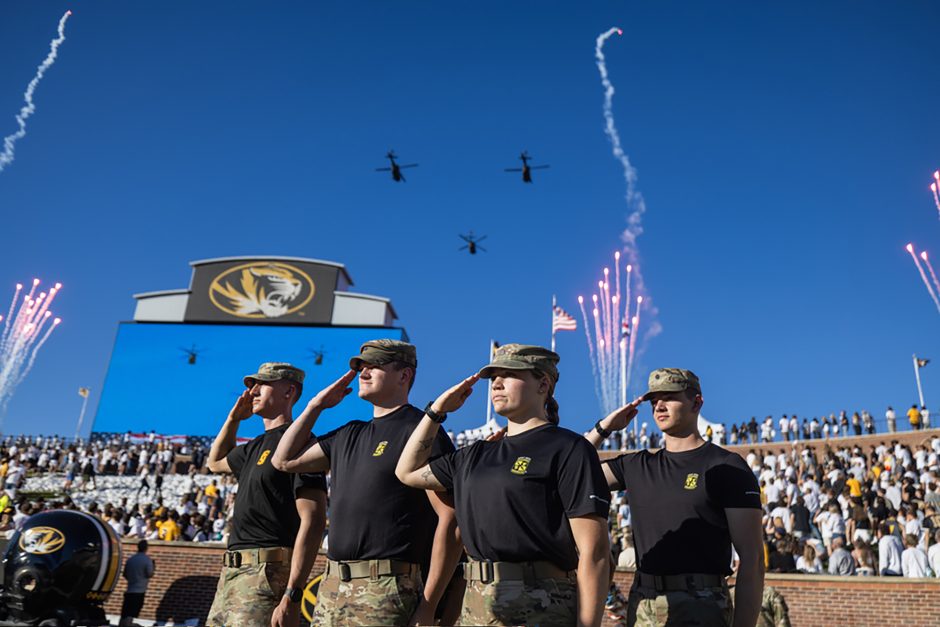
[{"xmin": 92, "ymin": 256, "xmax": 408, "ymax": 438}]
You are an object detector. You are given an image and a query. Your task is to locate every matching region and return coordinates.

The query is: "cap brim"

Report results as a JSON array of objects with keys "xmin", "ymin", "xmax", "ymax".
[
  {"xmin": 243, "ymin": 374, "xmax": 281, "ymax": 388},
  {"xmin": 349, "ymin": 355, "xmax": 395, "ymax": 370},
  {"xmin": 478, "ymin": 361, "xmax": 536, "ymax": 379}
]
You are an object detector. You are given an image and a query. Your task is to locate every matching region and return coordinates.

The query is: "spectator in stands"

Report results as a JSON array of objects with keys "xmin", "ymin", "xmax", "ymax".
[
  {"xmin": 796, "ymin": 543, "xmax": 822, "ymax": 573},
  {"xmin": 928, "ymin": 529, "xmax": 940, "ymax": 578},
  {"xmin": 901, "ymin": 534, "xmax": 932, "ymax": 578},
  {"xmin": 852, "ymin": 540, "xmax": 877, "ymax": 576},
  {"xmin": 827, "ymin": 536, "xmax": 855, "ymax": 576},
  {"xmin": 878, "ymin": 522, "xmax": 904, "ymax": 575},
  {"xmin": 886, "ymin": 406, "xmax": 896, "ymax": 433},
  {"xmin": 908, "ymin": 405, "xmax": 921, "ymax": 431}
]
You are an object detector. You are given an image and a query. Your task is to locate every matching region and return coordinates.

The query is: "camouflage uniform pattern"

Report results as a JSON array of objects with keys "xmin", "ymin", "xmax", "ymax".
[
  {"xmin": 313, "ymin": 572, "xmax": 421, "ymax": 627},
  {"xmin": 206, "ymin": 561, "xmax": 290, "ymax": 626},
  {"xmin": 460, "ymin": 578, "xmax": 577, "ymax": 626},
  {"xmin": 627, "ymin": 584, "xmax": 733, "ymax": 627},
  {"xmin": 757, "ymin": 586, "xmax": 791, "ymax": 627}
]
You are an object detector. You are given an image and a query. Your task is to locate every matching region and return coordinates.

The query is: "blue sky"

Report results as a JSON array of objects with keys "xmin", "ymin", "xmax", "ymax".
[{"xmin": 1, "ymin": 1, "xmax": 938, "ymax": 438}]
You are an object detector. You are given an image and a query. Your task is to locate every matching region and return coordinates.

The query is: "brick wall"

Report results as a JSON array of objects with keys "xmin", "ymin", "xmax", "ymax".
[
  {"xmin": 603, "ymin": 571, "xmax": 940, "ymax": 626},
  {"xmin": 105, "ymin": 541, "xmax": 939, "ymax": 626}
]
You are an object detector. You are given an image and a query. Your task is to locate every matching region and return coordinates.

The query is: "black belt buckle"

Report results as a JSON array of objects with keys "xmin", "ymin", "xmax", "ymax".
[
  {"xmin": 339, "ymin": 563, "xmax": 352, "ymax": 582},
  {"xmin": 481, "ymin": 560, "xmax": 494, "ymax": 584},
  {"xmin": 225, "ymin": 552, "xmax": 242, "ymax": 568}
]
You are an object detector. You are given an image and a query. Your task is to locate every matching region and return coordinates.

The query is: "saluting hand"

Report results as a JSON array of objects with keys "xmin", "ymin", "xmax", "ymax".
[
  {"xmin": 602, "ymin": 397, "xmax": 643, "ymax": 432},
  {"xmin": 308, "ymin": 369, "xmax": 357, "ymax": 410},
  {"xmin": 430, "ymin": 374, "xmax": 480, "ymax": 414},
  {"xmin": 228, "ymin": 390, "xmax": 254, "ymax": 422}
]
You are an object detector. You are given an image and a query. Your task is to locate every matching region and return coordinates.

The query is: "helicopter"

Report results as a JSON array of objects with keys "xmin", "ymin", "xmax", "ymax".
[
  {"xmin": 459, "ymin": 232, "xmax": 487, "ymax": 255},
  {"xmin": 504, "ymin": 151, "xmax": 550, "ymax": 183},
  {"xmin": 375, "ymin": 150, "xmax": 418, "ymax": 182},
  {"xmin": 308, "ymin": 346, "xmax": 326, "ymax": 366},
  {"xmin": 180, "ymin": 344, "xmax": 203, "ymax": 365}
]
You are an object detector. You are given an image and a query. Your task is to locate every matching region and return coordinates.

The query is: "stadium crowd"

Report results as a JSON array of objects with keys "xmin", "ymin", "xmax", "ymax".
[{"xmin": 2, "ymin": 424, "xmax": 940, "ymax": 581}]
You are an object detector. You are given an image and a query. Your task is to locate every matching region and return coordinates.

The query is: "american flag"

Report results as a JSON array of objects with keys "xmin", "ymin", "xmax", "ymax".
[{"xmin": 552, "ymin": 306, "xmax": 578, "ymax": 333}]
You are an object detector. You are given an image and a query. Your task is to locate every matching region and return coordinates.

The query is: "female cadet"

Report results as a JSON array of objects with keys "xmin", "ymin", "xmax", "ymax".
[{"xmin": 395, "ymin": 344, "xmax": 610, "ymax": 627}]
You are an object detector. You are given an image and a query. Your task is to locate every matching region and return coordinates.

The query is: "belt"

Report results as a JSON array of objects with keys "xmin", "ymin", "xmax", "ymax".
[
  {"xmin": 464, "ymin": 560, "xmax": 575, "ymax": 584},
  {"xmin": 222, "ymin": 546, "xmax": 291, "ymax": 568},
  {"xmin": 324, "ymin": 559, "xmax": 420, "ymax": 582},
  {"xmin": 634, "ymin": 572, "xmax": 725, "ymax": 592}
]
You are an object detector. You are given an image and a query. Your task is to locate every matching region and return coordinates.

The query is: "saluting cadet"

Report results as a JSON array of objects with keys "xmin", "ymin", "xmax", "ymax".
[
  {"xmin": 205, "ymin": 363, "xmax": 328, "ymax": 627},
  {"xmin": 586, "ymin": 369, "xmax": 764, "ymax": 627},
  {"xmin": 396, "ymin": 344, "xmax": 611, "ymax": 627},
  {"xmin": 273, "ymin": 340, "xmax": 461, "ymax": 627}
]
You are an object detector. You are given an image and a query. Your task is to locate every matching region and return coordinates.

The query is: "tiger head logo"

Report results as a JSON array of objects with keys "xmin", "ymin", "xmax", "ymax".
[
  {"xmin": 209, "ymin": 262, "xmax": 314, "ymax": 319},
  {"xmin": 19, "ymin": 526, "xmax": 66, "ymax": 555}
]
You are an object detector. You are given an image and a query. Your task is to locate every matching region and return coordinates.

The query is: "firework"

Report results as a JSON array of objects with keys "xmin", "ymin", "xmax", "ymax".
[
  {"xmin": 0, "ymin": 280, "xmax": 63, "ymax": 423},
  {"xmin": 578, "ymin": 253, "xmax": 649, "ymax": 415},
  {"xmin": 921, "ymin": 251, "xmax": 940, "ymax": 298},
  {"xmin": 931, "ymin": 171, "xmax": 940, "ymax": 219},
  {"xmin": 906, "ymin": 244, "xmax": 940, "ymax": 314},
  {"xmin": 0, "ymin": 11, "xmax": 72, "ymax": 173}
]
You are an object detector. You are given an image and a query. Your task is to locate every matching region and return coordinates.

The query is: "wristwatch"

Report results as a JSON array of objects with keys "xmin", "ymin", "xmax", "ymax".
[
  {"xmin": 424, "ymin": 402, "xmax": 447, "ymax": 423},
  {"xmin": 594, "ymin": 420, "xmax": 612, "ymax": 438},
  {"xmin": 284, "ymin": 586, "xmax": 302, "ymax": 603}
]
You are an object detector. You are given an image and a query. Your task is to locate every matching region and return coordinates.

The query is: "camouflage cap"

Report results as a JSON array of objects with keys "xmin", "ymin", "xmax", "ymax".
[
  {"xmin": 641, "ymin": 368, "xmax": 701, "ymax": 401},
  {"xmin": 243, "ymin": 362, "xmax": 306, "ymax": 389},
  {"xmin": 478, "ymin": 344, "xmax": 560, "ymax": 382},
  {"xmin": 349, "ymin": 339, "xmax": 417, "ymax": 370}
]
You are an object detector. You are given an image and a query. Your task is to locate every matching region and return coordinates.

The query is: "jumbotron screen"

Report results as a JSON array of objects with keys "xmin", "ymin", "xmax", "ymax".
[{"xmin": 93, "ymin": 322, "xmax": 406, "ymax": 438}]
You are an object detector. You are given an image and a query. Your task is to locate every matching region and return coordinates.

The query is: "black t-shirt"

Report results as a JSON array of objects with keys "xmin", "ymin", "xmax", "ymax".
[
  {"xmin": 226, "ymin": 424, "xmax": 327, "ymax": 551},
  {"xmin": 317, "ymin": 404, "xmax": 455, "ymax": 563},
  {"xmin": 606, "ymin": 442, "xmax": 761, "ymax": 576},
  {"xmin": 429, "ymin": 423, "xmax": 609, "ymax": 572},
  {"xmin": 790, "ymin": 503, "xmax": 811, "ymax": 533}
]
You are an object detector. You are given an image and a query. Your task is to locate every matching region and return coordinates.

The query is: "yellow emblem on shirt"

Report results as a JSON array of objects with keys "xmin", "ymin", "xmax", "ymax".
[
  {"xmin": 684, "ymin": 473, "xmax": 699, "ymax": 490},
  {"xmin": 257, "ymin": 450, "xmax": 271, "ymax": 466},
  {"xmin": 511, "ymin": 457, "xmax": 531, "ymax": 475},
  {"xmin": 372, "ymin": 441, "xmax": 388, "ymax": 457}
]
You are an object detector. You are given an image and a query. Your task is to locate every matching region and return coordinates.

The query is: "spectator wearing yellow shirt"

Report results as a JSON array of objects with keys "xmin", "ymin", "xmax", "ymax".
[
  {"xmin": 204, "ymin": 479, "xmax": 219, "ymax": 501},
  {"xmin": 846, "ymin": 477, "xmax": 863, "ymax": 498},
  {"xmin": 157, "ymin": 512, "xmax": 181, "ymax": 542},
  {"xmin": 908, "ymin": 404, "xmax": 921, "ymax": 430}
]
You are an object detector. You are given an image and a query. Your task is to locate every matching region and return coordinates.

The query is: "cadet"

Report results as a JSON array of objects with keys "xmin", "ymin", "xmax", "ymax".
[
  {"xmin": 396, "ymin": 344, "xmax": 611, "ymax": 627},
  {"xmin": 273, "ymin": 340, "xmax": 460, "ymax": 627},
  {"xmin": 205, "ymin": 363, "xmax": 328, "ymax": 627},
  {"xmin": 586, "ymin": 369, "xmax": 764, "ymax": 627}
]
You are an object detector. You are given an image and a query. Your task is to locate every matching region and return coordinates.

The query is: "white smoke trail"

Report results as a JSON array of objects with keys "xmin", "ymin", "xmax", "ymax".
[
  {"xmin": 594, "ymin": 27, "xmax": 662, "ymax": 402},
  {"xmin": 906, "ymin": 245, "xmax": 940, "ymax": 314},
  {"xmin": 921, "ymin": 253, "xmax": 940, "ymax": 301},
  {"xmin": 0, "ymin": 11, "xmax": 72, "ymax": 173}
]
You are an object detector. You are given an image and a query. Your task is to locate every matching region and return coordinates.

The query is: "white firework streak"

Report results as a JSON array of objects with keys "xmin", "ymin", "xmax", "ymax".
[
  {"xmin": 0, "ymin": 11, "xmax": 72, "ymax": 173},
  {"xmin": 0, "ymin": 281, "xmax": 62, "ymax": 423}
]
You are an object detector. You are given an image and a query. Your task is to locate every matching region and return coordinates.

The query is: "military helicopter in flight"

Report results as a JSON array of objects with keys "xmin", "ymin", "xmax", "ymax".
[
  {"xmin": 308, "ymin": 346, "xmax": 326, "ymax": 366},
  {"xmin": 180, "ymin": 344, "xmax": 203, "ymax": 365},
  {"xmin": 459, "ymin": 232, "xmax": 487, "ymax": 255},
  {"xmin": 504, "ymin": 151, "xmax": 549, "ymax": 183},
  {"xmin": 375, "ymin": 150, "xmax": 418, "ymax": 182}
]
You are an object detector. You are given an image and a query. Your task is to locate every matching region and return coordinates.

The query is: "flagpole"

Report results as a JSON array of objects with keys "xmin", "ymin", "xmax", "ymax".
[
  {"xmin": 75, "ymin": 389, "xmax": 90, "ymax": 442},
  {"xmin": 486, "ymin": 340, "xmax": 494, "ymax": 426},
  {"xmin": 551, "ymin": 295, "xmax": 557, "ymax": 352},
  {"xmin": 914, "ymin": 354, "xmax": 926, "ymax": 409}
]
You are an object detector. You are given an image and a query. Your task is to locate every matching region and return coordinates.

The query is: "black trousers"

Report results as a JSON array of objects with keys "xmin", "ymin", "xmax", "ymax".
[{"xmin": 121, "ymin": 592, "xmax": 145, "ymax": 618}]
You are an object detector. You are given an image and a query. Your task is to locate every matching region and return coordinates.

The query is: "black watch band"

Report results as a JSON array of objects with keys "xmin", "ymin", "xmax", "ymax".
[
  {"xmin": 284, "ymin": 586, "xmax": 302, "ymax": 603},
  {"xmin": 594, "ymin": 420, "xmax": 612, "ymax": 438},
  {"xmin": 424, "ymin": 402, "xmax": 447, "ymax": 423}
]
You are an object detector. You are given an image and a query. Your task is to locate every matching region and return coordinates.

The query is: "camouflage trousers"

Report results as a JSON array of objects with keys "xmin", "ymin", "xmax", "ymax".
[
  {"xmin": 460, "ymin": 578, "xmax": 578, "ymax": 626},
  {"xmin": 627, "ymin": 583, "xmax": 732, "ymax": 627},
  {"xmin": 206, "ymin": 561, "xmax": 290, "ymax": 627},
  {"xmin": 313, "ymin": 572, "xmax": 422, "ymax": 626}
]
